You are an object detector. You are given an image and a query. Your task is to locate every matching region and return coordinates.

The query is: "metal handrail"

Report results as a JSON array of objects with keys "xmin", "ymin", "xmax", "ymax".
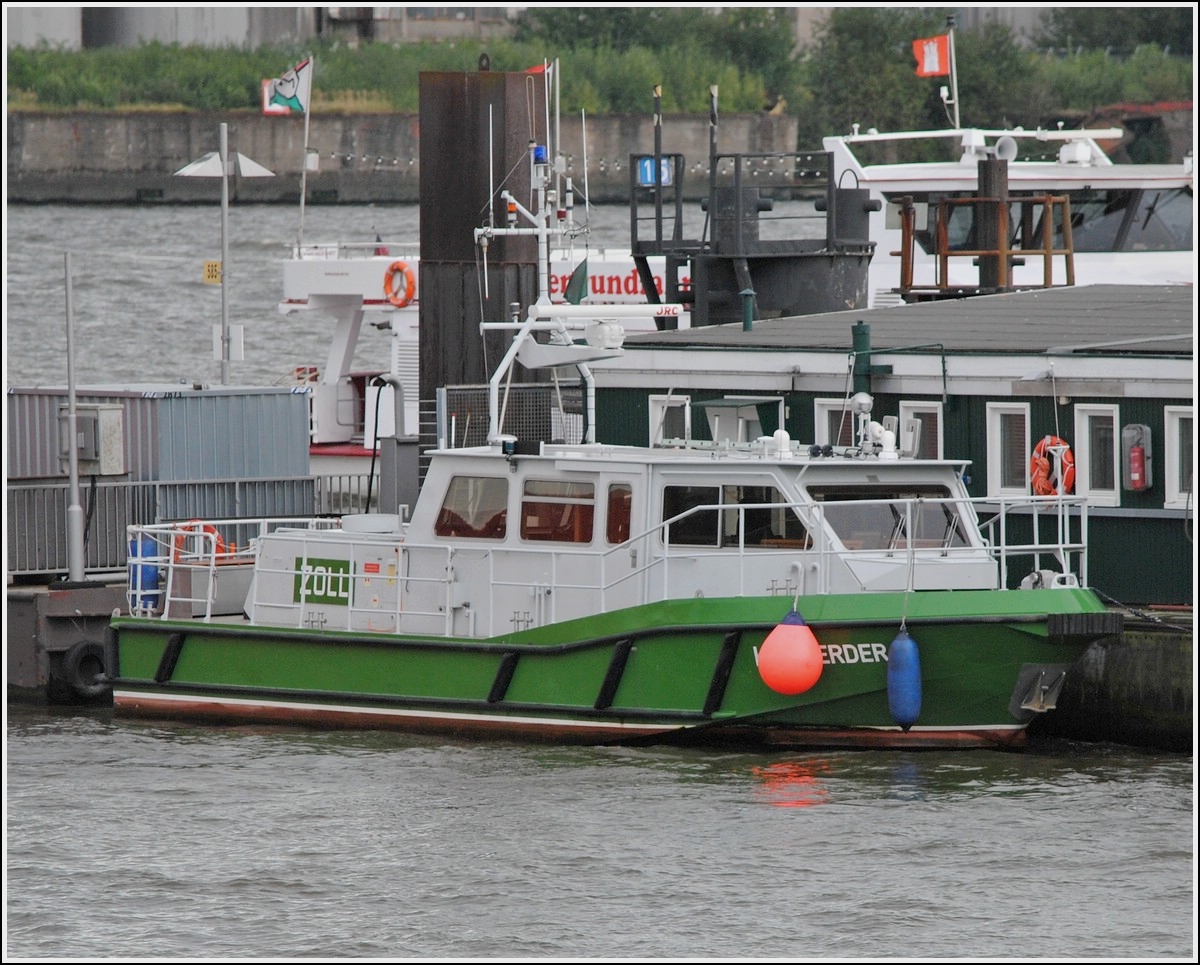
[
  {"xmin": 138, "ymin": 492, "xmax": 1090, "ymax": 635},
  {"xmin": 6, "ymin": 473, "xmax": 376, "ymax": 578}
]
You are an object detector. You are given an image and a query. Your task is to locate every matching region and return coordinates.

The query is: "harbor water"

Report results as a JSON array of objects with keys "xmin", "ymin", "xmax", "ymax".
[
  {"xmin": 8, "ymin": 203, "xmax": 444, "ymax": 388},
  {"xmin": 6, "ymin": 201, "xmax": 712, "ymax": 389},
  {"xmin": 4, "ymin": 204, "xmax": 1196, "ymax": 960},
  {"xmin": 4, "ymin": 704, "xmax": 1195, "ymax": 960}
]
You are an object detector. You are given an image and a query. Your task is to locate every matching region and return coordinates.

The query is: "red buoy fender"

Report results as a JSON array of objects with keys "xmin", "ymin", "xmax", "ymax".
[
  {"xmin": 1030, "ymin": 436, "xmax": 1075, "ymax": 496},
  {"xmin": 757, "ymin": 610, "xmax": 823, "ymax": 696}
]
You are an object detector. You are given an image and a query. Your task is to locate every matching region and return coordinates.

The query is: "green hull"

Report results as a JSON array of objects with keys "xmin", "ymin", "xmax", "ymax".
[{"xmin": 109, "ymin": 588, "xmax": 1120, "ymax": 749}]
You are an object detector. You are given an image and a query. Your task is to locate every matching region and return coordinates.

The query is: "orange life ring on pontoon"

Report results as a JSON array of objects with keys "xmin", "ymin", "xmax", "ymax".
[
  {"xmin": 383, "ymin": 260, "xmax": 416, "ymax": 308},
  {"xmin": 172, "ymin": 521, "xmax": 228, "ymax": 561},
  {"xmin": 1030, "ymin": 436, "xmax": 1075, "ymax": 496}
]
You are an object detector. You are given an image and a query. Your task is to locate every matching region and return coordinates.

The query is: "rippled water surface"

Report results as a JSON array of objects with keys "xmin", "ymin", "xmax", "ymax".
[
  {"xmin": 4, "ymin": 705, "xmax": 1194, "ymax": 960},
  {"xmin": 6, "ymin": 202, "xmax": 639, "ymax": 388}
]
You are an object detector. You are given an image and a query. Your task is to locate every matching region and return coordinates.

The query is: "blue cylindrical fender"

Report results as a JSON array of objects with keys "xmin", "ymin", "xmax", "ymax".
[{"xmin": 887, "ymin": 629, "xmax": 922, "ymax": 730}]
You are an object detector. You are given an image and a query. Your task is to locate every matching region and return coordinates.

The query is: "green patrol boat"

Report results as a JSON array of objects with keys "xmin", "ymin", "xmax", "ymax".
[{"xmin": 107, "ymin": 129, "xmax": 1120, "ymax": 750}]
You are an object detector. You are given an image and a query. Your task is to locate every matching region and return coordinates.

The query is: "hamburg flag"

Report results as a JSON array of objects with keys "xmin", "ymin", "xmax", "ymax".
[
  {"xmin": 913, "ymin": 35, "xmax": 951, "ymax": 78},
  {"xmin": 263, "ymin": 58, "xmax": 313, "ymax": 115},
  {"xmin": 565, "ymin": 258, "xmax": 588, "ymax": 305}
]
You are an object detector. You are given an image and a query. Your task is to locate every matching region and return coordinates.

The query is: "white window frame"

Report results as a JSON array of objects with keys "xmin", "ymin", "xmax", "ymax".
[
  {"xmin": 649, "ymin": 394, "xmax": 691, "ymax": 446},
  {"xmin": 986, "ymin": 402, "xmax": 1030, "ymax": 497},
  {"xmin": 1073, "ymin": 404, "xmax": 1120, "ymax": 507},
  {"xmin": 898, "ymin": 401, "xmax": 944, "ymax": 458},
  {"xmin": 1163, "ymin": 406, "xmax": 1194, "ymax": 510},
  {"xmin": 813, "ymin": 398, "xmax": 856, "ymax": 447}
]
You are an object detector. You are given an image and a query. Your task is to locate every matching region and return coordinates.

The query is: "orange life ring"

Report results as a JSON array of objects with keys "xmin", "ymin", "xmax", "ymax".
[
  {"xmin": 173, "ymin": 520, "xmax": 229, "ymax": 561},
  {"xmin": 1030, "ymin": 436, "xmax": 1075, "ymax": 496},
  {"xmin": 383, "ymin": 260, "xmax": 416, "ymax": 308}
]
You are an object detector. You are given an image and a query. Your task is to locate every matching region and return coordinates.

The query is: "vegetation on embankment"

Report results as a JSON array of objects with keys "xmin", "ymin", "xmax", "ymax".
[{"xmin": 8, "ymin": 8, "xmax": 1192, "ymax": 160}]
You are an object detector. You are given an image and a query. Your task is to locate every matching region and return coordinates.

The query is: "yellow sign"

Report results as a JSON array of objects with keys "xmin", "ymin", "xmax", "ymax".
[{"xmin": 203, "ymin": 261, "xmax": 223, "ymax": 285}]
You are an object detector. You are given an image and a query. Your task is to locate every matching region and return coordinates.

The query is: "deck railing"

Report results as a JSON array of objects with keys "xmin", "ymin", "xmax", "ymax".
[
  {"xmin": 5, "ymin": 474, "xmax": 378, "ymax": 578},
  {"xmin": 123, "ymin": 492, "xmax": 1091, "ymax": 635}
]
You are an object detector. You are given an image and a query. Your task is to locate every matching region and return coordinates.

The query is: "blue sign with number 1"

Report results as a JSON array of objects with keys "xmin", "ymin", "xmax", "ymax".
[{"xmin": 637, "ymin": 157, "xmax": 673, "ymax": 187}]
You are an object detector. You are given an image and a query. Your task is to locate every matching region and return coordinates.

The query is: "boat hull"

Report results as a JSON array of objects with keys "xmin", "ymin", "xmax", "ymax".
[{"xmin": 108, "ymin": 589, "xmax": 1120, "ymax": 750}]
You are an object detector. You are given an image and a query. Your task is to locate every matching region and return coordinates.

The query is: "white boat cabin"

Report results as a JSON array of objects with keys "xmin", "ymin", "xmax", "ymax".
[{"xmin": 239, "ymin": 428, "xmax": 1083, "ymax": 639}]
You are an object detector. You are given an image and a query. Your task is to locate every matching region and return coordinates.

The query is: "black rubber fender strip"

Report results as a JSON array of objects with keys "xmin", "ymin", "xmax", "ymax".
[
  {"xmin": 1047, "ymin": 610, "xmax": 1124, "ymax": 641},
  {"xmin": 154, "ymin": 632, "xmax": 187, "ymax": 684},
  {"xmin": 594, "ymin": 638, "xmax": 633, "ymax": 710},
  {"xmin": 487, "ymin": 652, "xmax": 520, "ymax": 703},
  {"xmin": 703, "ymin": 631, "xmax": 742, "ymax": 717},
  {"xmin": 104, "ymin": 623, "xmax": 121, "ymax": 682}
]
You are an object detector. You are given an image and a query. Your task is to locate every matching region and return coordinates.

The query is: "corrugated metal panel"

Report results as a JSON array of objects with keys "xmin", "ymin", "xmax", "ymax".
[
  {"xmin": 155, "ymin": 390, "xmax": 310, "ymax": 481},
  {"xmin": 6, "ymin": 389, "xmax": 159, "ymax": 480},
  {"xmin": 7, "ymin": 386, "xmax": 309, "ymax": 481}
]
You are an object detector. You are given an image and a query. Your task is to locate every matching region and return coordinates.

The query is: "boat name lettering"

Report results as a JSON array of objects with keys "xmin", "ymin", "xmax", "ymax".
[
  {"xmin": 294, "ymin": 557, "xmax": 351, "ymax": 605},
  {"xmin": 548, "ymin": 269, "xmax": 693, "ymax": 298},
  {"xmin": 820, "ymin": 642, "xmax": 889, "ymax": 665}
]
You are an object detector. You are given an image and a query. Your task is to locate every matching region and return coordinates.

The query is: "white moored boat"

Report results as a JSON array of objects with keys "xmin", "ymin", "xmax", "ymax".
[
  {"xmin": 280, "ymin": 237, "xmax": 688, "ymax": 451},
  {"xmin": 822, "ymin": 125, "xmax": 1194, "ymax": 307}
]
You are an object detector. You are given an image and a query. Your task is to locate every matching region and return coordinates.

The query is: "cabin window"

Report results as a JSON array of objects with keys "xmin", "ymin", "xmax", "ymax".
[
  {"xmin": 434, "ymin": 476, "xmax": 508, "ymax": 539},
  {"xmin": 986, "ymin": 403, "xmax": 1030, "ymax": 496},
  {"xmin": 807, "ymin": 485, "xmax": 969, "ymax": 551},
  {"xmin": 606, "ymin": 483, "xmax": 633, "ymax": 544},
  {"xmin": 1073, "ymin": 405, "xmax": 1119, "ymax": 507},
  {"xmin": 650, "ymin": 395, "xmax": 691, "ymax": 445},
  {"xmin": 520, "ymin": 479, "xmax": 595, "ymax": 543},
  {"xmin": 1164, "ymin": 407, "xmax": 1193, "ymax": 510},
  {"xmin": 662, "ymin": 486, "xmax": 719, "ymax": 545},
  {"xmin": 813, "ymin": 399, "xmax": 857, "ymax": 447},
  {"xmin": 1035, "ymin": 188, "xmax": 1193, "ymax": 254},
  {"xmin": 906, "ymin": 187, "xmax": 1194, "ymax": 257},
  {"xmin": 898, "ymin": 402, "xmax": 943, "ymax": 458},
  {"xmin": 1127, "ymin": 189, "xmax": 1193, "ymax": 251},
  {"xmin": 661, "ymin": 484, "xmax": 809, "ymax": 548}
]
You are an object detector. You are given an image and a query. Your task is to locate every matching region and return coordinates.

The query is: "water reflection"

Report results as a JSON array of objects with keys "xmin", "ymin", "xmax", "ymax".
[{"xmin": 750, "ymin": 758, "xmax": 833, "ymax": 808}]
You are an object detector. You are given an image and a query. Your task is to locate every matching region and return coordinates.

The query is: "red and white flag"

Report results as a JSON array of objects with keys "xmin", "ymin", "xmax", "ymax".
[{"xmin": 913, "ymin": 35, "xmax": 951, "ymax": 78}]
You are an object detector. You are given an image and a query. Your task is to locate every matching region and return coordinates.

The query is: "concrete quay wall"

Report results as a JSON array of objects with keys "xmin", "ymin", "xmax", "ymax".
[
  {"xmin": 1031, "ymin": 620, "xmax": 1193, "ymax": 753},
  {"xmin": 7, "ymin": 111, "xmax": 799, "ymax": 205}
]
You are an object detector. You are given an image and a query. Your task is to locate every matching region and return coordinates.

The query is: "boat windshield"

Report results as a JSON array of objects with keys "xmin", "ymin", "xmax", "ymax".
[
  {"xmin": 903, "ymin": 187, "xmax": 1193, "ymax": 255},
  {"xmin": 806, "ymin": 485, "xmax": 969, "ymax": 551}
]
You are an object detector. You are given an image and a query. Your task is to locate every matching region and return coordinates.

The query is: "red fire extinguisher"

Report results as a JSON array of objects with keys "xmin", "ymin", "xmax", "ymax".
[{"xmin": 1129, "ymin": 438, "xmax": 1147, "ymax": 491}]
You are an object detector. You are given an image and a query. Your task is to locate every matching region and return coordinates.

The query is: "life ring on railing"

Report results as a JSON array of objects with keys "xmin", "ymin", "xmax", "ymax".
[
  {"xmin": 172, "ymin": 520, "xmax": 228, "ymax": 561},
  {"xmin": 1030, "ymin": 436, "xmax": 1075, "ymax": 496},
  {"xmin": 383, "ymin": 260, "xmax": 416, "ymax": 308}
]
